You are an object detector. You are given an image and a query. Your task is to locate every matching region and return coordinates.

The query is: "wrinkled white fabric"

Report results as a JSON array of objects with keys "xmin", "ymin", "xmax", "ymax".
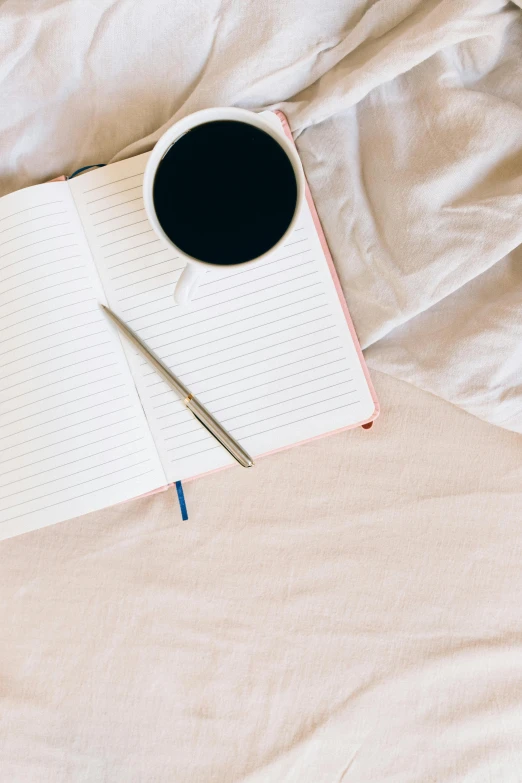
[
  {"xmin": 2, "ymin": 3, "xmax": 522, "ymax": 780},
  {"xmin": 0, "ymin": 0, "xmax": 520, "ymax": 430},
  {"xmin": 0, "ymin": 370, "xmax": 521, "ymax": 783}
]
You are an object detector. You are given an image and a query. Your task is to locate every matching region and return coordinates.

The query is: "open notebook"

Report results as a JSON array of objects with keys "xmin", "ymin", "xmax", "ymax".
[{"xmin": 0, "ymin": 111, "xmax": 378, "ymax": 540}]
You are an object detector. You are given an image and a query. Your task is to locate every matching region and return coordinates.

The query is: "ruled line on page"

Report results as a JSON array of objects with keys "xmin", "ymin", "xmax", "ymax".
[
  {"xmin": 108, "ymin": 246, "xmax": 171, "ymax": 271},
  {"xmin": 121, "ymin": 274, "xmax": 322, "ymax": 325},
  {"xmin": 0, "ymin": 210, "xmax": 67, "ymax": 235},
  {"xmin": 86, "ymin": 184, "xmax": 142, "ymax": 206},
  {"xmin": 3, "ymin": 368, "xmax": 121, "ymax": 417},
  {"xmin": 169, "ymin": 396, "xmax": 360, "ymax": 456},
  {"xmin": 143, "ymin": 321, "xmax": 336, "ymax": 377},
  {"xmin": 151, "ymin": 348, "xmax": 340, "ymax": 408},
  {"xmin": 156, "ymin": 368, "xmax": 352, "ymax": 421},
  {"xmin": 84, "ymin": 172, "xmax": 145, "ymax": 194},
  {"xmin": 0, "ymin": 433, "xmax": 144, "ymax": 483},
  {"xmin": 0, "ymin": 220, "xmax": 70, "ymax": 247},
  {"xmin": 1, "ymin": 286, "xmax": 93, "ymax": 320},
  {"xmin": 112, "ymin": 257, "xmax": 176, "ymax": 281},
  {"xmin": 114, "ymin": 266, "xmax": 181, "ymax": 293},
  {"xmin": 100, "ymin": 227, "xmax": 155, "ymax": 248},
  {"xmin": 0, "ymin": 231, "xmax": 76, "ymax": 257},
  {"xmin": 1, "ymin": 356, "xmax": 117, "ymax": 400},
  {"xmin": 104, "ymin": 238, "xmax": 161, "ymax": 259},
  {"xmin": 0, "ymin": 299, "xmax": 96, "ymax": 338},
  {"xmin": 131, "ymin": 281, "xmax": 323, "ymax": 331},
  {"xmin": 197, "ymin": 247, "xmax": 312, "ymax": 288},
  {"xmin": 98, "ymin": 217, "xmax": 149, "ymax": 237},
  {"xmin": 176, "ymin": 386, "xmax": 359, "ymax": 445},
  {"xmin": 163, "ymin": 386, "xmax": 357, "ymax": 444},
  {"xmin": 282, "ymin": 236, "xmax": 308, "ymax": 248},
  {"xmin": 150, "ymin": 355, "xmax": 346, "ymax": 407},
  {"xmin": 235, "ymin": 399, "xmax": 360, "ymax": 441},
  {"xmin": 117, "ymin": 278, "xmax": 180, "ymax": 302},
  {"xmin": 188, "ymin": 350, "xmax": 343, "ymax": 398},
  {"xmin": 0, "ymin": 420, "xmax": 139, "ymax": 466},
  {"xmin": 0, "ymin": 448, "xmax": 148, "ymax": 502},
  {"xmin": 147, "ymin": 301, "xmax": 328, "ymax": 355},
  {"xmin": 0, "ymin": 209, "xmax": 67, "ymax": 234},
  {"xmin": 164, "ymin": 386, "xmax": 356, "ymax": 444},
  {"xmin": 166, "ymin": 402, "xmax": 358, "ymax": 461},
  {"xmin": 194, "ymin": 259, "xmax": 314, "ymax": 299},
  {"xmin": 151, "ymin": 361, "xmax": 346, "ymax": 434},
  {"xmin": 1, "ymin": 468, "xmax": 156, "ymax": 524},
  {"xmin": 140, "ymin": 290, "xmax": 325, "ymax": 343},
  {"xmin": 0, "ymin": 300, "xmax": 95, "ymax": 339},
  {"xmin": 167, "ymin": 443, "xmax": 219, "ymax": 460},
  {"xmin": 5, "ymin": 382, "xmax": 126, "ymax": 426},
  {"xmin": 1, "ymin": 406, "xmax": 132, "ymax": 459},
  {"xmin": 0, "ymin": 200, "xmax": 63, "ymax": 224},
  {"xmin": 149, "ymin": 352, "xmax": 342, "ymax": 403},
  {"xmin": 145, "ymin": 337, "xmax": 341, "ymax": 392},
  {"xmin": 142, "ymin": 330, "xmax": 334, "ymax": 384},
  {"xmin": 1, "ymin": 327, "xmax": 108, "ymax": 369},
  {"xmin": 1, "ymin": 243, "xmax": 80, "ymax": 274},
  {"xmin": 90, "ymin": 195, "xmax": 143, "ymax": 216},
  {"xmin": 124, "ymin": 300, "xmax": 172, "ymax": 322},
  {"xmin": 180, "ymin": 271, "xmax": 318, "ymax": 311},
  {"xmin": 0, "ymin": 315, "xmax": 103, "ymax": 359},
  {"xmin": 3, "ymin": 274, "xmax": 89, "ymax": 308},
  {"xmin": 1, "ymin": 405, "xmax": 134, "ymax": 449},
  {"xmin": 120, "ymin": 294, "xmax": 171, "ymax": 316},
  {"xmin": 2, "ymin": 253, "xmax": 83, "ymax": 285},
  {"xmin": 93, "ymin": 206, "xmax": 145, "ymax": 227},
  {"xmin": 141, "ymin": 322, "xmax": 335, "ymax": 384},
  {"xmin": 3, "ymin": 394, "xmax": 130, "ymax": 439},
  {"xmin": 2, "ymin": 338, "xmax": 112, "ymax": 382},
  {"xmin": 2, "ymin": 265, "xmax": 85, "ymax": 296}
]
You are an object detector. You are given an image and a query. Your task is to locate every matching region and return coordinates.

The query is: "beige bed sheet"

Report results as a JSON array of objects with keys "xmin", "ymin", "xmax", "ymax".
[
  {"xmin": 1, "ymin": 369, "xmax": 521, "ymax": 783},
  {"xmin": 1, "ymin": 1, "xmax": 522, "ymax": 779}
]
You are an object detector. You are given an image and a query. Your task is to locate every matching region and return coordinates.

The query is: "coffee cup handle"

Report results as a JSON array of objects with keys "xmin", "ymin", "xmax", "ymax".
[{"xmin": 174, "ymin": 262, "xmax": 202, "ymax": 306}]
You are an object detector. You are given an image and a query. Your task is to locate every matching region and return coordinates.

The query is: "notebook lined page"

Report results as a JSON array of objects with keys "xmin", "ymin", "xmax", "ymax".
[
  {"xmin": 0, "ymin": 181, "xmax": 166, "ymax": 540},
  {"xmin": 71, "ymin": 146, "xmax": 375, "ymax": 483}
]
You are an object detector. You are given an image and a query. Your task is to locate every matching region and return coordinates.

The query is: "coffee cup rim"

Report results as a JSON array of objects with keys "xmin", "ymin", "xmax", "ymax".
[{"xmin": 143, "ymin": 107, "xmax": 305, "ymax": 270}]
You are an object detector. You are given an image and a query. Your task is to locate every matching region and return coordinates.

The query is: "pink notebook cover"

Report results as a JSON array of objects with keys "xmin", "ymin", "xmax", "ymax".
[{"xmin": 64, "ymin": 111, "xmax": 379, "ymax": 501}]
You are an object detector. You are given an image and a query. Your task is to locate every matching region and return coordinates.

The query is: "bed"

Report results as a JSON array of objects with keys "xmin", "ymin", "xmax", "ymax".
[{"xmin": 1, "ymin": 1, "xmax": 521, "ymax": 780}]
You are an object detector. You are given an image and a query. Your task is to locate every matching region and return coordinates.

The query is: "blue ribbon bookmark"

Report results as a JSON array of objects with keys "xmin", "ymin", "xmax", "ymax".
[
  {"xmin": 69, "ymin": 164, "xmax": 106, "ymax": 179},
  {"xmin": 175, "ymin": 481, "xmax": 188, "ymax": 521}
]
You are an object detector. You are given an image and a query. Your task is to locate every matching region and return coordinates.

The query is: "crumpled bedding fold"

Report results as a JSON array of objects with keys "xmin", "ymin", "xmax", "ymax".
[{"xmin": 0, "ymin": 0, "xmax": 520, "ymax": 431}]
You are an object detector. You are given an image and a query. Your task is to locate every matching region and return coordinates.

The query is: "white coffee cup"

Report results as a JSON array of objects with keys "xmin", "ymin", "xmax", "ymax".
[{"xmin": 143, "ymin": 107, "xmax": 305, "ymax": 306}]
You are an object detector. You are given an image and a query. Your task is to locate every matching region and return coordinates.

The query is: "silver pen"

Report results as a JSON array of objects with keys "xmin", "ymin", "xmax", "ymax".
[{"xmin": 100, "ymin": 304, "xmax": 254, "ymax": 468}]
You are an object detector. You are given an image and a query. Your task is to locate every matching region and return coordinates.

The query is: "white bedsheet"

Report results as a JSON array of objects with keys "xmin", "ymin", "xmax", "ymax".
[
  {"xmin": 1, "ymin": 2, "xmax": 522, "ymax": 781},
  {"xmin": 0, "ymin": 0, "xmax": 520, "ymax": 431}
]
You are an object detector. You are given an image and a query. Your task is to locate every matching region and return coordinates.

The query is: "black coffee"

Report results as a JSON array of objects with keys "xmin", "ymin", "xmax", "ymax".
[{"xmin": 153, "ymin": 120, "xmax": 298, "ymax": 265}]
